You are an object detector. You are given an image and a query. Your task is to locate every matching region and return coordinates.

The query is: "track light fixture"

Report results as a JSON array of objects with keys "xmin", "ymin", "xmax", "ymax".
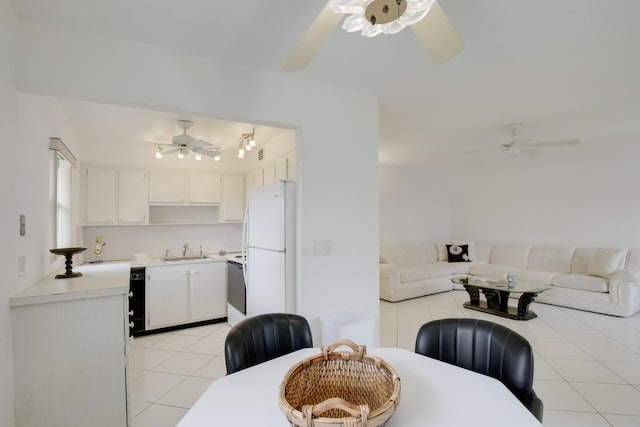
[{"xmin": 238, "ymin": 127, "xmax": 257, "ymax": 158}]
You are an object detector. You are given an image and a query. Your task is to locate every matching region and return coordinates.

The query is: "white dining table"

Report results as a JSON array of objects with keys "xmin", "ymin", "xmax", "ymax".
[{"xmin": 178, "ymin": 347, "xmax": 543, "ymax": 427}]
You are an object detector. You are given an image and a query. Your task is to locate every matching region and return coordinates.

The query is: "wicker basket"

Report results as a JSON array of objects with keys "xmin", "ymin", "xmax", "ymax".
[{"xmin": 279, "ymin": 340, "xmax": 401, "ymax": 427}]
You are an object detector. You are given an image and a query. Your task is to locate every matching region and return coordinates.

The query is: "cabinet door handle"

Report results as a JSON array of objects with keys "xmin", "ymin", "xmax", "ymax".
[
  {"xmin": 129, "ymin": 310, "xmax": 134, "ymax": 316},
  {"xmin": 129, "ymin": 322, "xmax": 134, "ymax": 328},
  {"xmin": 129, "ymin": 291, "xmax": 133, "ymax": 298}
]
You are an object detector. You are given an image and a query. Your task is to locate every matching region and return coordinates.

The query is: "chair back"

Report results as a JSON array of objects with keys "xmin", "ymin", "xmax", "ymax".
[
  {"xmin": 225, "ymin": 313, "xmax": 313, "ymax": 374},
  {"xmin": 415, "ymin": 318, "xmax": 534, "ymax": 400}
]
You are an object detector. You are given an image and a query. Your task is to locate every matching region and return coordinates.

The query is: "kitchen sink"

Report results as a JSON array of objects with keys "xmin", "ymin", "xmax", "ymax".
[{"xmin": 162, "ymin": 256, "xmax": 210, "ymax": 262}]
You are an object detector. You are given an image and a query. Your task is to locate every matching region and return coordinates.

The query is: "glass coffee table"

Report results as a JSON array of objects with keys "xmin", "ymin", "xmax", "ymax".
[{"xmin": 452, "ymin": 277, "xmax": 551, "ymax": 320}]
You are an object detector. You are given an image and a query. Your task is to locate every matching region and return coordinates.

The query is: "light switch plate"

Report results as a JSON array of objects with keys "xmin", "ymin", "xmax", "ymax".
[
  {"xmin": 19, "ymin": 214, "xmax": 26, "ymax": 236},
  {"xmin": 314, "ymin": 240, "xmax": 333, "ymax": 257}
]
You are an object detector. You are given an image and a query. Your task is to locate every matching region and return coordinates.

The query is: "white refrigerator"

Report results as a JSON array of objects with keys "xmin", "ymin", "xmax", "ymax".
[{"xmin": 242, "ymin": 181, "xmax": 296, "ymax": 319}]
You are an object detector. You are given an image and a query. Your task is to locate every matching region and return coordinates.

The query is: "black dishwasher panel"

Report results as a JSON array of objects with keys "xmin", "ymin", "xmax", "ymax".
[
  {"xmin": 129, "ymin": 267, "xmax": 146, "ymax": 336},
  {"xmin": 227, "ymin": 260, "xmax": 246, "ymax": 314}
]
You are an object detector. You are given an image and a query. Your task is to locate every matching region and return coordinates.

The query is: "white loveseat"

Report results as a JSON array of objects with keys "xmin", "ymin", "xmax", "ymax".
[{"xmin": 379, "ymin": 241, "xmax": 640, "ymax": 317}]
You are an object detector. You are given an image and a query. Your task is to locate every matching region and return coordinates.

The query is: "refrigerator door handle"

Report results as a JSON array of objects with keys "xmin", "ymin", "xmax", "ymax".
[{"xmin": 241, "ymin": 201, "xmax": 249, "ymax": 288}]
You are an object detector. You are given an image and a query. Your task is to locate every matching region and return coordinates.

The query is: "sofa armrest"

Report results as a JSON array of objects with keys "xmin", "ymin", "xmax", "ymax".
[
  {"xmin": 609, "ymin": 268, "xmax": 640, "ymax": 293},
  {"xmin": 610, "ymin": 268, "xmax": 640, "ymax": 285},
  {"xmin": 380, "ymin": 262, "xmax": 400, "ymax": 286}
]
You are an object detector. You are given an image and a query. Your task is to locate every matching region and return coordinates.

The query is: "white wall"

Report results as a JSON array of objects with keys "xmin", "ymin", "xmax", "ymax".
[
  {"xmin": 82, "ymin": 224, "xmax": 242, "ymax": 261},
  {"xmin": 16, "ymin": 93, "xmax": 83, "ymax": 287},
  {"xmin": 449, "ymin": 139, "xmax": 640, "ymax": 248},
  {"xmin": 14, "ymin": 22, "xmax": 380, "ymax": 341},
  {"xmin": 0, "ymin": 1, "xmax": 18, "ymax": 425},
  {"xmin": 379, "ymin": 164, "xmax": 451, "ymax": 245}
]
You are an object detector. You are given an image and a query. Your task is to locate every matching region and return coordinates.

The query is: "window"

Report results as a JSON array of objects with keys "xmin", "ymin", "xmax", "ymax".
[{"xmin": 49, "ymin": 138, "xmax": 76, "ymax": 258}]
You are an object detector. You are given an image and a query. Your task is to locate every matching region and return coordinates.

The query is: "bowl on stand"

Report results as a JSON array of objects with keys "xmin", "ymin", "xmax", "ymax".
[{"xmin": 49, "ymin": 247, "xmax": 87, "ymax": 279}]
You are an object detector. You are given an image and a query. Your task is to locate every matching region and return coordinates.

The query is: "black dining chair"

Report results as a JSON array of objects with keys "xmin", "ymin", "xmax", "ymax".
[
  {"xmin": 224, "ymin": 313, "xmax": 313, "ymax": 375},
  {"xmin": 414, "ymin": 318, "xmax": 544, "ymax": 422}
]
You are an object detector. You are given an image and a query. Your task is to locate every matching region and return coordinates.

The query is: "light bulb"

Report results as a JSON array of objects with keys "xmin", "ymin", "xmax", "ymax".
[
  {"xmin": 178, "ymin": 152, "xmax": 184, "ymax": 159},
  {"xmin": 245, "ymin": 144, "xmax": 252, "ymax": 151},
  {"xmin": 214, "ymin": 154, "xmax": 220, "ymax": 161},
  {"xmin": 155, "ymin": 151, "xmax": 162, "ymax": 159},
  {"xmin": 249, "ymin": 137, "xmax": 256, "ymax": 147},
  {"xmin": 238, "ymin": 151, "xmax": 244, "ymax": 159},
  {"xmin": 195, "ymin": 153, "xmax": 202, "ymax": 160}
]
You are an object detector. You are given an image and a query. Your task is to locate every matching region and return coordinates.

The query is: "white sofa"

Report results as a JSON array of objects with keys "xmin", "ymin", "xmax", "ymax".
[{"xmin": 379, "ymin": 241, "xmax": 640, "ymax": 317}]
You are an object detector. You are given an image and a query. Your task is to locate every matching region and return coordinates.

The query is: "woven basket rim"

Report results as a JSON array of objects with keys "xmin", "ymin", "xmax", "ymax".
[{"xmin": 279, "ymin": 341, "xmax": 401, "ymax": 426}]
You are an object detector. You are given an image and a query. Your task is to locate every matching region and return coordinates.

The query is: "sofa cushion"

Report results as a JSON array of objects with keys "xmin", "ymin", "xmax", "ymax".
[
  {"xmin": 446, "ymin": 244, "xmax": 471, "ymax": 262},
  {"xmin": 438, "ymin": 241, "xmax": 478, "ymax": 261},
  {"xmin": 625, "ymin": 249, "xmax": 640, "ymax": 268},
  {"xmin": 513, "ymin": 269, "xmax": 558, "ymax": 285},
  {"xmin": 399, "ymin": 263, "xmax": 456, "ymax": 283},
  {"xmin": 552, "ymin": 274, "xmax": 609, "ymax": 293},
  {"xmin": 571, "ymin": 247, "xmax": 599, "ymax": 274},
  {"xmin": 468, "ymin": 264, "xmax": 511, "ymax": 279},
  {"xmin": 380, "ymin": 243, "xmax": 438, "ymax": 267},
  {"xmin": 587, "ymin": 248, "xmax": 626, "ymax": 278},
  {"xmin": 490, "ymin": 244, "xmax": 532, "ymax": 269},
  {"xmin": 527, "ymin": 246, "xmax": 574, "ymax": 273}
]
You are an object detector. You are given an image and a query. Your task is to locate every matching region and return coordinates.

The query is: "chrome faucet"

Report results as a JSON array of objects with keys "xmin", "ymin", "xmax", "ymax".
[{"xmin": 182, "ymin": 243, "xmax": 189, "ymax": 256}]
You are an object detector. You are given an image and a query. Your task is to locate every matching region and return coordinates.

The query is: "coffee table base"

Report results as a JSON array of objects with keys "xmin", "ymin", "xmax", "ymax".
[
  {"xmin": 463, "ymin": 285, "xmax": 540, "ymax": 321},
  {"xmin": 463, "ymin": 302, "xmax": 538, "ymax": 321}
]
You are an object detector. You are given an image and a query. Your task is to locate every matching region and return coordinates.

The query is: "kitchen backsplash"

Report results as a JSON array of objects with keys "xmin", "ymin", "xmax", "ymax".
[{"xmin": 81, "ymin": 224, "xmax": 243, "ymax": 261}]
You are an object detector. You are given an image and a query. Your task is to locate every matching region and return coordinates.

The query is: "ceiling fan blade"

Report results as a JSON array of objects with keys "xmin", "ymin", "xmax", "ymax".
[
  {"xmin": 519, "ymin": 147, "xmax": 541, "ymax": 157},
  {"xmin": 411, "ymin": 1, "xmax": 464, "ymax": 65},
  {"xmin": 281, "ymin": 2, "xmax": 342, "ymax": 72},
  {"xmin": 191, "ymin": 139, "xmax": 212, "ymax": 148},
  {"xmin": 526, "ymin": 139, "xmax": 580, "ymax": 148},
  {"xmin": 465, "ymin": 146, "xmax": 501, "ymax": 153},
  {"xmin": 162, "ymin": 148, "xmax": 181, "ymax": 154},
  {"xmin": 193, "ymin": 147, "xmax": 220, "ymax": 157}
]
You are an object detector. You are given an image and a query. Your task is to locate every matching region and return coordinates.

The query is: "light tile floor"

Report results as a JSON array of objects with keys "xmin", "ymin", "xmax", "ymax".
[{"xmin": 129, "ymin": 291, "xmax": 640, "ymax": 427}]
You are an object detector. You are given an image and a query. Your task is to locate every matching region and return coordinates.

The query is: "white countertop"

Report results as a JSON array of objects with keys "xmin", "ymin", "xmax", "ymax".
[
  {"xmin": 129, "ymin": 252, "xmax": 241, "ymax": 268},
  {"xmin": 10, "ymin": 262, "xmax": 130, "ymax": 307}
]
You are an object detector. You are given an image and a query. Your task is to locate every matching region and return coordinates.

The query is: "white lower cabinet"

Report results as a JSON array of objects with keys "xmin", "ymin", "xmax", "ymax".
[
  {"xmin": 146, "ymin": 262, "xmax": 227, "ymax": 330},
  {"xmin": 12, "ymin": 294, "xmax": 129, "ymax": 427}
]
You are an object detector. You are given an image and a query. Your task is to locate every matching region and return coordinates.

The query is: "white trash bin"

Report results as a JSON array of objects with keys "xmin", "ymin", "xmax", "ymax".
[{"xmin": 319, "ymin": 311, "xmax": 375, "ymax": 347}]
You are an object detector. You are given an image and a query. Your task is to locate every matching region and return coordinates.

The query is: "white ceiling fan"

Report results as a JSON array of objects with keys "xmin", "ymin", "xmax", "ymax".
[
  {"xmin": 467, "ymin": 123, "xmax": 581, "ymax": 158},
  {"xmin": 282, "ymin": 0, "xmax": 464, "ymax": 71},
  {"xmin": 148, "ymin": 120, "xmax": 221, "ymax": 161}
]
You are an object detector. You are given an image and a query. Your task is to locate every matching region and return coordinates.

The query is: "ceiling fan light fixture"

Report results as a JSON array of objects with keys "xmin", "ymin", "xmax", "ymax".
[
  {"xmin": 330, "ymin": 1, "xmax": 364, "ymax": 14},
  {"xmin": 178, "ymin": 152, "xmax": 184, "ymax": 159},
  {"xmin": 214, "ymin": 154, "xmax": 220, "ymax": 162},
  {"xmin": 195, "ymin": 153, "xmax": 202, "ymax": 161},
  {"xmin": 155, "ymin": 146, "xmax": 163, "ymax": 159},
  {"xmin": 333, "ymin": 0, "xmax": 435, "ymax": 37}
]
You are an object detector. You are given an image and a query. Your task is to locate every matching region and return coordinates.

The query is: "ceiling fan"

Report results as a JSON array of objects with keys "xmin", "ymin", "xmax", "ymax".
[
  {"xmin": 149, "ymin": 120, "xmax": 221, "ymax": 161},
  {"xmin": 467, "ymin": 123, "xmax": 581, "ymax": 158},
  {"xmin": 282, "ymin": 0, "xmax": 464, "ymax": 71}
]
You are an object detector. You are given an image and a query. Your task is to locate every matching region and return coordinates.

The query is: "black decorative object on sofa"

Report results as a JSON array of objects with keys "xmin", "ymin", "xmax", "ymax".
[
  {"xmin": 224, "ymin": 313, "xmax": 313, "ymax": 375},
  {"xmin": 446, "ymin": 244, "xmax": 470, "ymax": 262},
  {"xmin": 414, "ymin": 318, "xmax": 544, "ymax": 422}
]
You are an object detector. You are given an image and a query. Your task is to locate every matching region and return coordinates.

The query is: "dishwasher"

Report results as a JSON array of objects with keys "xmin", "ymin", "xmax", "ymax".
[
  {"xmin": 226, "ymin": 259, "xmax": 246, "ymax": 326},
  {"xmin": 129, "ymin": 267, "xmax": 146, "ymax": 336}
]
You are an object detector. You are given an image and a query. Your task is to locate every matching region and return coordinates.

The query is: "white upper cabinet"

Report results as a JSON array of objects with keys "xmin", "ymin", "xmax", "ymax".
[
  {"xmin": 117, "ymin": 169, "xmax": 147, "ymax": 224},
  {"xmin": 263, "ymin": 163, "xmax": 276, "ymax": 187},
  {"xmin": 275, "ymin": 151, "xmax": 296, "ymax": 181},
  {"xmin": 221, "ymin": 173, "xmax": 244, "ymax": 222},
  {"xmin": 188, "ymin": 171, "xmax": 221, "ymax": 204},
  {"xmin": 149, "ymin": 170, "xmax": 221, "ymax": 205},
  {"xmin": 86, "ymin": 167, "xmax": 116, "ymax": 224},
  {"xmin": 85, "ymin": 166, "xmax": 147, "ymax": 225},
  {"xmin": 148, "ymin": 170, "xmax": 186, "ymax": 204}
]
